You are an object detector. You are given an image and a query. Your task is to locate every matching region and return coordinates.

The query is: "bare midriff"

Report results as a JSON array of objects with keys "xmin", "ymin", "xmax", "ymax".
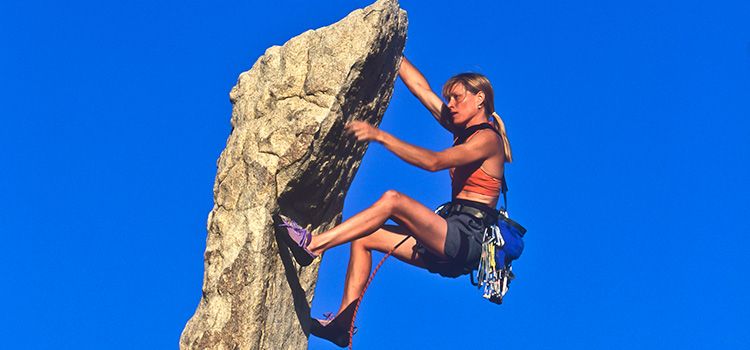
[{"xmin": 455, "ymin": 191, "xmax": 498, "ymax": 209}]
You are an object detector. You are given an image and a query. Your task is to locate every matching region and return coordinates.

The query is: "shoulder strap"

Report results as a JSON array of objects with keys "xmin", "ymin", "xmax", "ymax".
[
  {"xmin": 453, "ymin": 123, "xmax": 501, "ymax": 146},
  {"xmin": 501, "ymin": 174, "xmax": 509, "ymax": 211}
]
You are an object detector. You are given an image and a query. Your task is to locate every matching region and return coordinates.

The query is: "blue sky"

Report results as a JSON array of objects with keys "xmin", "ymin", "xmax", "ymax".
[{"xmin": 2, "ymin": 0, "xmax": 748, "ymax": 349}]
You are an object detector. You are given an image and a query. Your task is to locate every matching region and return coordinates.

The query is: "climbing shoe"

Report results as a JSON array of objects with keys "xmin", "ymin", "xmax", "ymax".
[
  {"xmin": 275, "ymin": 214, "xmax": 317, "ymax": 266},
  {"xmin": 310, "ymin": 298, "xmax": 359, "ymax": 348}
]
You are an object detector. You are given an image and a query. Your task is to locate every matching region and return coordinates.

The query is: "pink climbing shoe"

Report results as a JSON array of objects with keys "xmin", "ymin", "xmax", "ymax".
[{"xmin": 275, "ymin": 214, "xmax": 318, "ymax": 266}]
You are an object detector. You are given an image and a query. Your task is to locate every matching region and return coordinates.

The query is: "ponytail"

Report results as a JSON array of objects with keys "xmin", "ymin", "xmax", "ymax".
[{"xmin": 491, "ymin": 112, "xmax": 513, "ymax": 163}]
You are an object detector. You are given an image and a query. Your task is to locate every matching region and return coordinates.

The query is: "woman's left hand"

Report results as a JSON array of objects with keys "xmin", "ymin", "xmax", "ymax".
[{"xmin": 345, "ymin": 121, "xmax": 382, "ymax": 143}]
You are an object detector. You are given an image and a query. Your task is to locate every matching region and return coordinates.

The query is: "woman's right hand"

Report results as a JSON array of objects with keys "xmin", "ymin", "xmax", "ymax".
[{"xmin": 345, "ymin": 121, "xmax": 384, "ymax": 143}]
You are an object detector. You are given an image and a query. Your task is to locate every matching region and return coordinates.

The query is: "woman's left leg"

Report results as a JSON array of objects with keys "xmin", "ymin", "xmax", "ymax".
[
  {"xmin": 335, "ymin": 224, "xmax": 427, "ymax": 315},
  {"xmin": 307, "ymin": 190, "xmax": 449, "ymax": 259}
]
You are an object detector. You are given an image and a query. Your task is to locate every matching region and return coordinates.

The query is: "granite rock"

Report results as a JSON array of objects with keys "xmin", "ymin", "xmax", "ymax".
[{"xmin": 180, "ymin": 1, "xmax": 407, "ymax": 349}]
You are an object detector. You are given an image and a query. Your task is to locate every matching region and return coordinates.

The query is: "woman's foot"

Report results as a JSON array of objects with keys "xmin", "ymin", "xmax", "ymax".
[
  {"xmin": 275, "ymin": 214, "xmax": 318, "ymax": 266},
  {"xmin": 310, "ymin": 298, "xmax": 359, "ymax": 348}
]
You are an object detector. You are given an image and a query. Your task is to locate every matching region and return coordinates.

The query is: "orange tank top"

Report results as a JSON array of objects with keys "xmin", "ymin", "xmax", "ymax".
[
  {"xmin": 450, "ymin": 163, "xmax": 503, "ymax": 197},
  {"xmin": 449, "ymin": 123, "xmax": 503, "ymax": 198}
]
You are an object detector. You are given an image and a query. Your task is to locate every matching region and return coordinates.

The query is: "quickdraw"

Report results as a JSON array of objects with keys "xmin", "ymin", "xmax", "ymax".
[{"xmin": 475, "ymin": 209, "xmax": 524, "ymax": 304}]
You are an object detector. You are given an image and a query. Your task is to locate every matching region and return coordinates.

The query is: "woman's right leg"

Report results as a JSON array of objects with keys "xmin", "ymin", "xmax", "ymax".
[{"xmin": 335, "ymin": 224, "xmax": 427, "ymax": 315}]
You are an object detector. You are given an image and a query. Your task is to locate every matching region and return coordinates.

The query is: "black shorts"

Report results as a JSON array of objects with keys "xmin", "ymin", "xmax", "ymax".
[{"xmin": 414, "ymin": 200, "xmax": 490, "ymax": 278}]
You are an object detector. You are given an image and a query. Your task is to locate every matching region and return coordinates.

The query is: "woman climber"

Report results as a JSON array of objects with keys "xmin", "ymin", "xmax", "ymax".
[{"xmin": 278, "ymin": 56, "xmax": 515, "ymax": 347}]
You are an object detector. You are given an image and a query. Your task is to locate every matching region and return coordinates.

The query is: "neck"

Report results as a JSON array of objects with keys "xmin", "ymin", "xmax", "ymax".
[{"xmin": 463, "ymin": 113, "xmax": 490, "ymax": 129}]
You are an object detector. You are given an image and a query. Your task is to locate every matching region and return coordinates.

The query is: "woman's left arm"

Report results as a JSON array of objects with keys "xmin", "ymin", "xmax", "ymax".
[{"xmin": 345, "ymin": 121, "xmax": 496, "ymax": 172}]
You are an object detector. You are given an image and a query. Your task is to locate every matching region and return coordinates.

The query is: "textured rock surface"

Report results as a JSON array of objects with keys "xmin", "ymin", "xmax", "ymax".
[{"xmin": 180, "ymin": 1, "xmax": 407, "ymax": 349}]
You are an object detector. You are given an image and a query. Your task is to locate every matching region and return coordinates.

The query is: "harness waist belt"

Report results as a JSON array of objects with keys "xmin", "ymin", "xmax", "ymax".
[{"xmin": 446, "ymin": 199, "xmax": 498, "ymax": 225}]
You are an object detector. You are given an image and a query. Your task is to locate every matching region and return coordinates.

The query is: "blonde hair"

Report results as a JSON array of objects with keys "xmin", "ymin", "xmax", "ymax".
[{"xmin": 442, "ymin": 73, "xmax": 514, "ymax": 163}]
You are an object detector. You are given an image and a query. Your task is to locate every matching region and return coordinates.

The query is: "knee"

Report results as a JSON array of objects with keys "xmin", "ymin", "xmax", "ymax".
[
  {"xmin": 375, "ymin": 189, "xmax": 404, "ymax": 215},
  {"xmin": 378, "ymin": 190, "xmax": 402, "ymax": 208},
  {"xmin": 351, "ymin": 237, "xmax": 368, "ymax": 251}
]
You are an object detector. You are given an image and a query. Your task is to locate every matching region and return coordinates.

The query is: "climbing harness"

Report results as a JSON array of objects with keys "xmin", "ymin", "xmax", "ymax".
[{"xmin": 433, "ymin": 191, "xmax": 526, "ymax": 305}]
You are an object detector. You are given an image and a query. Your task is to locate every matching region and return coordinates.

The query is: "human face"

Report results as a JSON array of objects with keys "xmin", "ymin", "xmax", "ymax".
[{"xmin": 446, "ymin": 83, "xmax": 482, "ymax": 126}]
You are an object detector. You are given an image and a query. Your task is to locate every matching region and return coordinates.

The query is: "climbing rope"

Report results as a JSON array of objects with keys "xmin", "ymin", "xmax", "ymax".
[{"xmin": 347, "ymin": 235, "xmax": 411, "ymax": 349}]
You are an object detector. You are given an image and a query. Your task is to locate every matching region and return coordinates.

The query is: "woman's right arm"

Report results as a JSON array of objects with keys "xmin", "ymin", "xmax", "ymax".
[{"xmin": 399, "ymin": 56, "xmax": 454, "ymax": 132}]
